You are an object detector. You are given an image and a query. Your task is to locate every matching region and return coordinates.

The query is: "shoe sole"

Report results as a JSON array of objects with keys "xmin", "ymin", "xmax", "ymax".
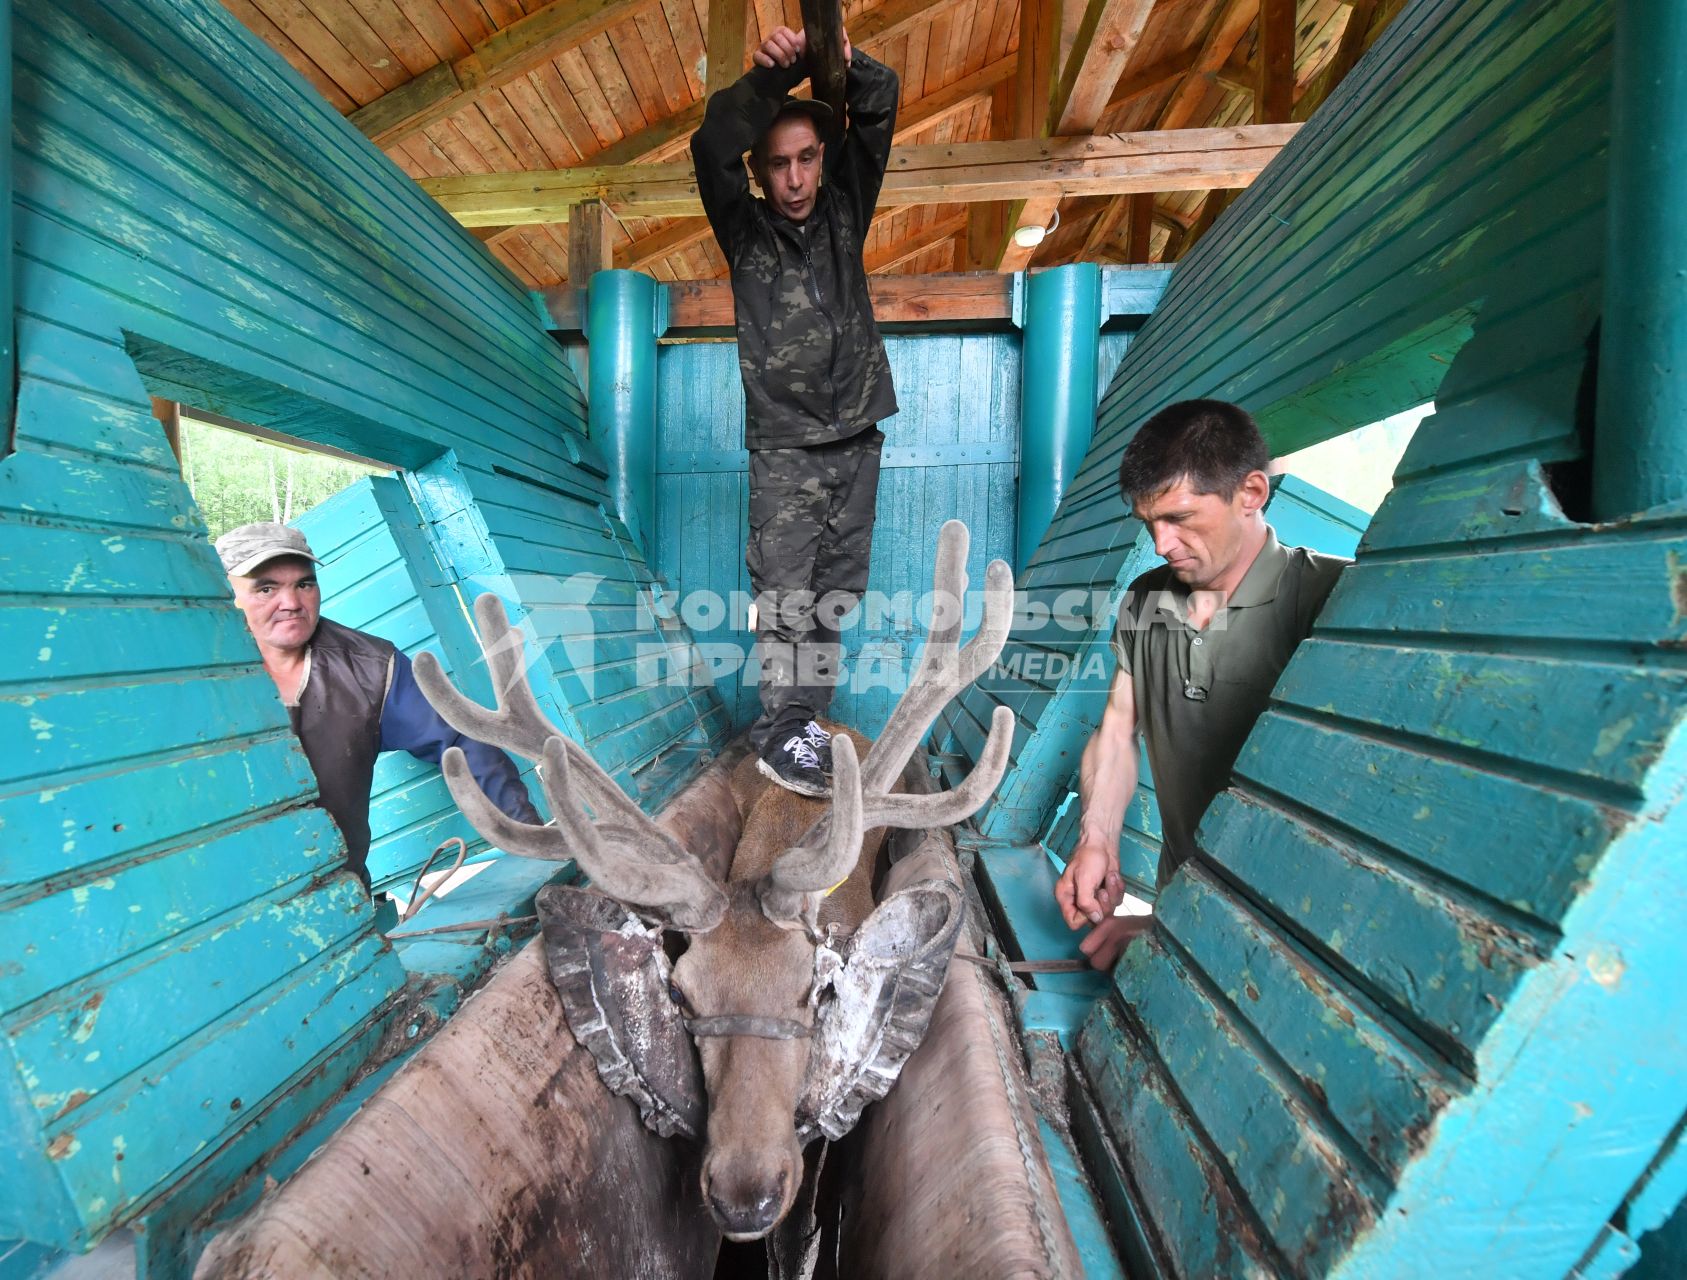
[{"xmin": 756, "ymin": 756, "xmax": 831, "ymax": 798}]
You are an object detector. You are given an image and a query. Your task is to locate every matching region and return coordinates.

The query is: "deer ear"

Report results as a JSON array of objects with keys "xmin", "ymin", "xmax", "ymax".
[
  {"xmin": 796, "ymin": 879, "xmax": 965, "ymax": 1144},
  {"xmin": 538, "ymin": 885, "xmax": 706, "ymax": 1140}
]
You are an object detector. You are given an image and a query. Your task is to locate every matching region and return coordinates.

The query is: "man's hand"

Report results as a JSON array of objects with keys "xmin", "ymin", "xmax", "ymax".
[
  {"xmin": 1079, "ymin": 913, "xmax": 1152, "ymax": 971},
  {"xmin": 751, "ymin": 25, "xmax": 851, "ymax": 69},
  {"xmin": 753, "ymin": 26, "xmax": 805, "ymax": 68},
  {"xmin": 1055, "ymin": 841, "xmax": 1125, "ymax": 929}
]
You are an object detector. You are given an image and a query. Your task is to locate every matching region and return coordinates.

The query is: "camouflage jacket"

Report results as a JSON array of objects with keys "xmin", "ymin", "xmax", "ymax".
[{"xmin": 691, "ymin": 54, "xmax": 900, "ymax": 450}]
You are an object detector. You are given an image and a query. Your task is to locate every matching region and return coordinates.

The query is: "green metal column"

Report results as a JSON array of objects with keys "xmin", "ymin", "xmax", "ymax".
[
  {"xmin": 1017, "ymin": 264, "xmax": 1103, "ymax": 571},
  {"xmin": 587, "ymin": 270, "xmax": 660, "ymax": 544},
  {"xmin": 1595, "ymin": 0, "xmax": 1687, "ymax": 517}
]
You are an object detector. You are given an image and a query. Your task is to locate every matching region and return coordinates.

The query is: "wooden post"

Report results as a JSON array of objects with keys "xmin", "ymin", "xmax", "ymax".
[
  {"xmin": 150, "ymin": 396, "xmax": 183, "ymax": 464},
  {"xmin": 1125, "ymin": 193, "xmax": 1155, "ymax": 263},
  {"xmin": 1258, "ymin": 0, "xmax": 1297, "ymax": 123},
  {"xmin": 568, "ymin": 198, "xmax": 613, "ymax": 280},
  {"xmin": 799, "ymin": 0, "xmax": 848, "ymax": 136}
]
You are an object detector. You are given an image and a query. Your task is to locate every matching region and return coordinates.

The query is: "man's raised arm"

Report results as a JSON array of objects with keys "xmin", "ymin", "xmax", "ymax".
[
  {"xmin": 833, "ymin": 51, "xmax": 899, "ymax": 229},
  {"xmin": 690, "ymin": 43, "xmax": 807, "ymax": 254}
]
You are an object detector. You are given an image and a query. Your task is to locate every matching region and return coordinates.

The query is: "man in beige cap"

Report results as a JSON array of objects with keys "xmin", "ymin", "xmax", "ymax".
[{"xmin": 216, "ymin": 522, "xmax": 540, "ymax": 890}]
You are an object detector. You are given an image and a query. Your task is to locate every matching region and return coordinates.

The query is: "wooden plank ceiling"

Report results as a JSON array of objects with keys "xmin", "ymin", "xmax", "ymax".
[{"xmin": 225, "ymin": 0, "xmax": 1401, "ymax": 287}]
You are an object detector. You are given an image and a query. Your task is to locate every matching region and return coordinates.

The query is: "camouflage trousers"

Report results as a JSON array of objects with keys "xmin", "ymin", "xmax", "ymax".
[{"xmin": 745, "ymin": 427, "xmax": 884, "ymax": 754}]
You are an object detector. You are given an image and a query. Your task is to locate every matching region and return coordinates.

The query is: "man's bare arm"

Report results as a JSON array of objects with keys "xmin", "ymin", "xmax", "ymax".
[{"xmin": 1054, "ymin": 664, "xmax": 1139, "ymax": 928}]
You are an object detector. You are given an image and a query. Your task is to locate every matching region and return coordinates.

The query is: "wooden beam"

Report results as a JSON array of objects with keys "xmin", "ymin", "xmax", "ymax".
[
  {"xmin": 1050, "ymin": 0, "xmax": 1156, "ymax": 135},
  {"xmin": 423, "ymin": 124, "xmax": 1299, "ymax": 225},
  {"xmin": 866, "ymin": 213, "xmax": 969, "ymax": 273},
  {"xmin": 151, "ymin": 397, "xmax": 183, "ymax": 464},
  {"xmin": 588, "ymin": 0, "xmax": 991, "ymax": 171},
  {"xmin": 1294, "ymin": 0, "xmax": 1381, "ymax": 121},
  {"xmin": 989, "ymin": 0, "xmax": 1061, "ymax": 273},
  {"xmin": 1125, "ymin": 192, "xmax": 1155, "ymax": 262},
  {"xmin": 350, "ymin": 0, "xmax": 649, "ymax": 148},
  {"xmin": 568, "ymin": 198, "xmax": 614, "ymax": 278},
  {"xmin": 706, "ymin": 0, "xmax": 749, "ymax": 98},
  {"xmin": 615, "ymin": 218, "xmax": 714, "ymax": 271},
  {"xmin": 1081, "ymin": 0, "xmax": 1258, "ymax": 258},
  {"xmin": 799, "ymin": 0, "xmax": 849, "ymax": 125},
  {"xmin": 662, "ymin": 271, "xmax": 1016, "ymax": 329},
  {"xmin": 964, "ymin": 78, "xmax": 1016, "ymax": 269},
  {"xmin": 1258, "ymin": 0, "xmax": 1296, "ymax": 123},
  {"xmin": 1103, "ymin": 51, "xmax": 1196, "ymax": 114}
]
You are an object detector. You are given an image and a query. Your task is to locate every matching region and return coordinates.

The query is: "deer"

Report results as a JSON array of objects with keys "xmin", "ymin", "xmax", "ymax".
[{"xmin": 412, "ymin": 520, "xmax": 1015, "ymax": 1242}]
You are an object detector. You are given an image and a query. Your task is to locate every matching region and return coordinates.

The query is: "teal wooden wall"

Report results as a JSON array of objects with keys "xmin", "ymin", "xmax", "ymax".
[
  {"xmin": 652, "ymin": 333, "xmax": 1021, "ymax": 738},
  {"xmin": 942, "ymin": 0, "xmax": 1687, "ymax": 1275},
  {"xmin": 0, "ymin": 0, "xmax": 721, "ymax": 1255}
]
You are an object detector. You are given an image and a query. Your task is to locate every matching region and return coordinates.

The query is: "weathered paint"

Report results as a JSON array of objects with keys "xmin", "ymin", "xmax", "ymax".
[
  {"xmin": 1593, "ymin": 0, "xmax": 1687, "ymax": 518},
  {"xmin": 0, "ymin": 0, "xmax": 720, "ymax": 1255},
  {"xmin": 587, "ymin": 269, "xmax": 663, "ymax": 550},
  {"xmin": 1018, "ymin": 264, "xmax": 1103, "ymax": 573},
  {"xmin": 967, "ymin": 0, "xmax": 1687, "ymax": 1273},
  {"xmin": 650, "ymin": 332, "xmax": 1021, "ymax": 738}
]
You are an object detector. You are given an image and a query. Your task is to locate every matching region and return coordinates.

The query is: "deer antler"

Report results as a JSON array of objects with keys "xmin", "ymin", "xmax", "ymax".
[
  {"xmin": 416, "ymin": 594, "xmax": 727, "ymax": 933},
  {"xmin": 763, "ymin": 520, "xmax": 1016, "ymax": 911}
]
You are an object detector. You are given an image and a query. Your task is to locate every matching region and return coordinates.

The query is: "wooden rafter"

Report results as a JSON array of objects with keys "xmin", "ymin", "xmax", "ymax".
[
  {"xmin": 1294, "ymin": 0, "xmax": 1381, "ymax": 120},
  {"xmin": 705, "ymin": 0, "xmax": 748, "ymax": 98},
  {"xmin": 421, "ymin": 124, "xmax": 1298, "ymax": 226},
  {"xmin": 1081, "ymin": 0, "xmax": 1258, "ymax": 260},
  {"xmin": 615, "ymin": 217, "xmax": 715, "ymax": 271},
  {"xmin": 584, "ymin": 0, "xmax": 989, "ymax": 170},
  {"xmin": 349, "ymin": 0, "xmax": 648, "ymax": 148},
  {"xmin": 866, "ymin": 213, "xmax": 970, "ymax": 273},
  {"xmin": 1051, "ymin": 0, "xmax": 1158, "ymax": 135},
  {"xmin": 993, "ymin": 0, "xmax": 1156, "ymax": 272}
]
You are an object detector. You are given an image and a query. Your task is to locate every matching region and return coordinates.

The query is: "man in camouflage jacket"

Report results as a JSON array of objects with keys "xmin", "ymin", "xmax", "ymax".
[{"xmin": 692, "ymin": 23, "xmax": 900, "ymax": 795}]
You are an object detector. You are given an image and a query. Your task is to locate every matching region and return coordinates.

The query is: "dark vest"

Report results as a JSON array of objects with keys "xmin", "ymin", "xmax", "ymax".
[{"xmin": 288, "ymin": 617, "xmax": 395, "ymax": 886}]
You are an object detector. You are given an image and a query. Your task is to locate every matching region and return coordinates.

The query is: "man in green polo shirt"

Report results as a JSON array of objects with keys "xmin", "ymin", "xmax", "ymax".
[{"xmin": 1054, "ymin": 399, "xmax": 1348, "ymax": 969}]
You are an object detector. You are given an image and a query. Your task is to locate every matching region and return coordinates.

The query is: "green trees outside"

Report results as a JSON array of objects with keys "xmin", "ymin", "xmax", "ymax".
[{"xmin": 180, "ymin": 414, "xmax": 383, "ymax": 540}]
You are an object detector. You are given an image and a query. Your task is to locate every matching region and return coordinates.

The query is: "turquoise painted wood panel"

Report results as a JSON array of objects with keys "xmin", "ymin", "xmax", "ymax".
[
  {"xmin": 650, "ymin": 332, "xmax": 1020, "ymax": 740},
  {"xmin": 291, "ymin": 478, "xmax": 553, "ymax": 893},
  {"xmin": 0, "ymin": 0, "xmax": 718, "ymax": 1253},
  {"xmin": 1024, "ymin": 0, "xmax": 1687, "ymax": 1272}
]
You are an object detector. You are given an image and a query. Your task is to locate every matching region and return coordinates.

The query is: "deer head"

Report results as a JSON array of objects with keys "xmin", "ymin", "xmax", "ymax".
[{"xmin": 415, "ymin": 520, "xmax": 1015, "ymax": 1241}]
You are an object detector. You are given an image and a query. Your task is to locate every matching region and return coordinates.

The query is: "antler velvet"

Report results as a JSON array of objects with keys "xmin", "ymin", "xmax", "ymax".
[
  {"xmin": 763, "ymin": 520, "xmax": 1016, "ymax": 916},
  {"xmin": 417, "ymin": 594, "xmax": 726, "ymax": 933}
]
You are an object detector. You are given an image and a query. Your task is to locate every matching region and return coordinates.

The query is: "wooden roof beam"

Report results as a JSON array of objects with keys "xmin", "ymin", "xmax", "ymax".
[
  {"xmin": 705, "ymin": 0, "xmax": 749, "ymax": 98},
  {"xmin": 1051, "ymin": 0, "xmax": 1157, "ymax": 135},
  {"xmin": 587, "ymin": 0, "xmax": 989, "ymax": 170},
  {"xmin": 866, "ymin": 212, "xmax": 970, "ymax": 273},
  {"xmin": 350, "ymin": 0, "xmax": 651, "ymax": 148},
  {"xmin": 423, "ymin": 124, "xmax": 1300, "ymax": 225},
  {"xmin": 995, "ymin": 0, "xmax": 1155, "ymax": 272},
  {"xmin": 1081, "ymin": 0, "xmax": 1258, "ymax": 260}
]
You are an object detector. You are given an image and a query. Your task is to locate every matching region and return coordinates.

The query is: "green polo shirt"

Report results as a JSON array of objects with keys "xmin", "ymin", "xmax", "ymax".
[{"xmin": 1111, "ymin": 528, "xmax": 1347, "ymax": 888}]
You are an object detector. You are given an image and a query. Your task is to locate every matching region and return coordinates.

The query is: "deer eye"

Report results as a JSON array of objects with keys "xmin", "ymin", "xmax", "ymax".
[{"xmin": 668, "ymin": 982, "xmax": 693, "ymax": 1013}]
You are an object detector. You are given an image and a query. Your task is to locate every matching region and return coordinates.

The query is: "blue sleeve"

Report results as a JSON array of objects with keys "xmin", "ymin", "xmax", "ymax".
[{"xmin": 380, "ymin": 652, "xmax": 543, "ymax": 826}]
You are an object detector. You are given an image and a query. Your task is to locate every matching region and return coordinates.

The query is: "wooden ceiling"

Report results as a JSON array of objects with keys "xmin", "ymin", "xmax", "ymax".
[{"xmin": 225, "ymin": 0, "xmax": 1400, "ymax": 287}]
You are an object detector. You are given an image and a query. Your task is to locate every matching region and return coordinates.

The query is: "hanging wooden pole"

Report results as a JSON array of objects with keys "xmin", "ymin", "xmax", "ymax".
[{"xmin": 799, "ymin": 0, "xmax": 848, "ymax": 138}]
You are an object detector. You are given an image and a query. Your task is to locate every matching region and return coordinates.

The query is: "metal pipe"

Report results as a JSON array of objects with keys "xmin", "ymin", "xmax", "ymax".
[
  {"xmin": 1016, "ymin": 264, "xmax": 1103, "ymax": 571},
  {"xmin": 586, "ymin": 269, "xmax": 660, "ymax": 544},
  {"xmin": 1594, "ymin": 0, "xmax": 1687, "ymax": 518}
]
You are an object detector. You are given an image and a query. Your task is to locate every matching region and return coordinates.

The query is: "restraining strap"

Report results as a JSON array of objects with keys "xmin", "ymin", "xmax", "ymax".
[{"xmin": 685, "ymin": 1015, "xmax": 814, "ymax": 1041}]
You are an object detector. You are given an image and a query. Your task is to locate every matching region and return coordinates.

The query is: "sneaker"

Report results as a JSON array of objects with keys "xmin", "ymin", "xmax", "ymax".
[
  {"xmin": 802, "ymin": 721, "xmax": 834, "ymax": 775},
  {"xmin": 757, "ymin": 734, "xmax": 831, "ymax": 797}
]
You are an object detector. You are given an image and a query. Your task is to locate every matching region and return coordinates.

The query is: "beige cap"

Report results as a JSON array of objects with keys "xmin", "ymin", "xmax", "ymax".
[{"xmin": 214, "ymin": 522, "xmax": 320, "ymax": 577}]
